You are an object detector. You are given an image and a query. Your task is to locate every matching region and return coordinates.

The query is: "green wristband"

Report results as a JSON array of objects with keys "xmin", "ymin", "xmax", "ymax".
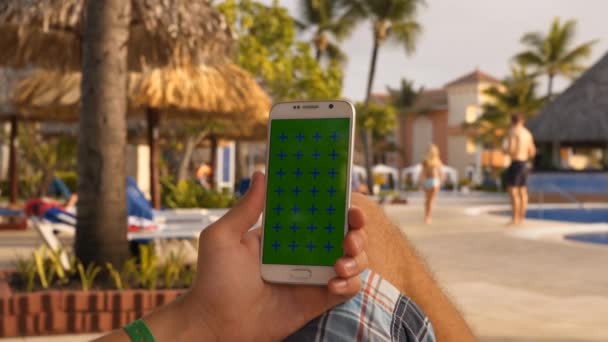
[{"xmin": 123, "ymin": 319, "xmax": 156, "ymax": 342}]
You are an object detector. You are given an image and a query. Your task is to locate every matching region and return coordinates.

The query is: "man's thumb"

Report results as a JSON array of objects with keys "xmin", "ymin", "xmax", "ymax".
[{"xmin": 214, "ymin": 171, "xmax": 266, "ymax": 236}]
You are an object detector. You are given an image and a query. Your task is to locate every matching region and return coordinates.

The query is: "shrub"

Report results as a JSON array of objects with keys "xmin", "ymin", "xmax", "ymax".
[{"xmin": 161, "ymin": 178, "xmax": 236, "ymax": 208}]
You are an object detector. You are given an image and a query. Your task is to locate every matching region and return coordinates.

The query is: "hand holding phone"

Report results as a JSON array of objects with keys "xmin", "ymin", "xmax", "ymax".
[{"xmin": 261, "ymin": 100, "xmax": 356, "ymax": 285}]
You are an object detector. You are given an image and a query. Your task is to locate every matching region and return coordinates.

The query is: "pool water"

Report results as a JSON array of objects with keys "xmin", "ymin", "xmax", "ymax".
[
  {"xmin": 524, "ymin": 208, "xmax": 608, "ymax": 224},
  {"xmin": 519, "ymin": 208, "xmax": 608, "ymax": 246},
  {"xmin": 565, "ymin": 232, "xmax": 608, "ymax": 245}
]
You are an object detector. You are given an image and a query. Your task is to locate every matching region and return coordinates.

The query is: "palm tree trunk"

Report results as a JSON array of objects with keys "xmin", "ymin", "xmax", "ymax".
[
  {"xmin": 546, "ymin": 73, "xmax": 554, "ymax": 99},
  {"xmin": 177, "ymin": 130, "xmax": 207, "ymax": 182},
  {"xmin": 147, "ymin": 108, "xmax": 161, "ymax": 209},
  {"xmin": 362, "ymin": 38, "xmax": 381, "ymax": 194},
  {"xmin": 234, "ymin": 140, "xmax": 244, "ymax": 182},
  {"xmin": 209, "ymin": 135, "xmax": 218, "ymax": 188},
  {"xmin": 8, "ymin": 115, "xmax": 18, "ymax": 205},
  {"xmin": 76, "ymin": 0, "xmax": 131, "ymax": 266}
]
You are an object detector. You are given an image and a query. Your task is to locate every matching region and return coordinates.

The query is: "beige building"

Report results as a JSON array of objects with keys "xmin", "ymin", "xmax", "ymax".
[{"xmin": 377, "ymin": 69, "xmax": 501, "ymax": 184}]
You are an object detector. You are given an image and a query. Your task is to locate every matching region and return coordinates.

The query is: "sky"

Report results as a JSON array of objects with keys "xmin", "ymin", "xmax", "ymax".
[{"xmin": 262, "ymin": 0, "xmax": 608, "ymax": 101}]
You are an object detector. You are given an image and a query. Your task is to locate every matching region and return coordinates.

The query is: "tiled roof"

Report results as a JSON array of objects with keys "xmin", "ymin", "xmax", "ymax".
[{"xmin": 445, "ymin": 69, "xmax": 500, "ymax": 87}]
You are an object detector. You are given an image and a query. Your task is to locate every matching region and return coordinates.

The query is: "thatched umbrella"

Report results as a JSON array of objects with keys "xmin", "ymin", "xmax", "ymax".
[
  {"xmin": 0, "ymin": 0, "xmax": 234, "ymax": 71},
  {"xmin": 0, "ymin": 0, "xmax": 238, "ymax": 208},
  {"xmin": 12, "ymin": 64, "xmax": 270, "ymax": 206},
  {"xmin": 527, "ymin": 52, "xmax": 608, "ymax": 168},
  {"xmin": 528, "ymin": 52, "xmax": 608, "ymax": 144}
]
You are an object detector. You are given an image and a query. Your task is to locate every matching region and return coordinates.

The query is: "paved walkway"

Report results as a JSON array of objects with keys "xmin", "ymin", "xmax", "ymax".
[
  {"xmin": 385, "ymin": 194, "xmax": 608, "ymax": 342},
  {"xmin": 1, "ymin": 193, "xmax": 607, "ymax": 341}
]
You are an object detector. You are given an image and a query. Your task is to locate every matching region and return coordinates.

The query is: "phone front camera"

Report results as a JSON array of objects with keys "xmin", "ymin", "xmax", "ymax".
[{"xmin": 329, "ymin": 104, "xmax": 334, "ymax": 109}]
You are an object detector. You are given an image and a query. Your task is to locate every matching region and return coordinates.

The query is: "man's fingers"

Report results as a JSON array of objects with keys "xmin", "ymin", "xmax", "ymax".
[
  {"xmin": 213, "ymin": 172, "xmax": 266, "ymax": 236},
  {"xmin": 343, "ymin": 229, "xmax": 366, "ymax": 257},
  {"xmin": 348, "ymin": 206, "xmax": 365, "ymax": 230},
  {"xmin": 334, "ymin": 251, "xmax": 368, "ymax": 278},
  {"xmin": 327, "ymin": 275, "xmax": 362, "ymax": 296}
]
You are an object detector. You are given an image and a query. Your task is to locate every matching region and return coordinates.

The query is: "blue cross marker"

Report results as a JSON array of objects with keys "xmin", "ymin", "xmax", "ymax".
[
  {"xmin": 328, "ymin": 168, "xmax": 338, "ymax": 178},
  {"xmin": 276, "ymin": 168, "xmax": 286, "ymax": 179},
  {"xmin": 310, "ymin": 168, "xmax": 320, "ymax": 179},
  {"xmin": 295, "ymin": 132, "xmax": 305, "ymax": 142},
  {"xmin": 273, "ymin": 204, "xmax": 283, "ymax": 215},
  {"xmin": 312, "ymin": 150, "xmax": 321, "ymax": 160},
  {"xmin": 293, "ymin": 168, "xmax": 303, "ymax": 178},
  {"xmin": 308, "ymin": 204, "xmax": 318, "ymax": 215},
  {"xmin": 291, "ymin": 204, "xmax": 300, "ymax": 214},
  {"xmin": 324, "ymin": 223, "xmax": 335, "ymax": 233},
  {"xmin": 306, "ymin": 241, "xmax": 316, "ymax": 252},
  {"xmin": 328, "ymin": 150, "xmax": 338, "ymax": 160},
  {"xmin": 309, "ymin": 186, "xmax": 320, "ymax": 197},
  {"xmin": 327, "ymin": 186, "xmax": 337, "ymax": 197},
  {"xmin": 307, "ymin": 223, "xmax": 317, "ymax": 233},
  {"xmin": 278, "ymin": 132, "xmax": 288, "ymax": 142},
  {"xmin": 292, "ymin": 186, "xmax": 302, "ymax": 197},
  {"xmin": 289, "ymin": 241, "xmax": 298, "ymax": 252},
  {"xmin": 324, "ymin": 242, "xmax": 334, "ymax": 253},
  {"xmin": 272, "ymin": 241, "xmax": 281, "ymax": 252},
  {"xmin": 274, "ymin": 186, "xmax": 285, "ymax": 197},
  {"xmin": 330, "ymin": 131, "xmax": 339, "ymax": 142},
  {"xmin": 313, "ymin": 132, "xmax": 322, "ymax": 142},
  {"xmin": 293, "ymin": 150, "xmax": 303, "ymax": 160},
  {"xmin": 326, "ymin": 204, "xmax": 336, "ymax": 216},
  {"xmin": 290, "ymin": 223, "xmax": 299, "ymax": 233},
  {"xmin": 277, "ymin": 151, "xmax": 287, "ymax": 160},
  {"xmin": 272, "ymin": 223, "xmax": 281, "ymax": 232}
]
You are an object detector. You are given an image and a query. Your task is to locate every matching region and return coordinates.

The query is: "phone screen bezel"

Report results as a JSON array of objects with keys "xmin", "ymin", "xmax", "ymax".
[{"xmin": 260, "ymin": 100, "xmax": 356, "ymax": 285}]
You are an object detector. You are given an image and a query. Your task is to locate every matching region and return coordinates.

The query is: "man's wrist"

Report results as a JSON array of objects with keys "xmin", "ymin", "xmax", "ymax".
[{"xmin": 142, "ymin": 291, "xmax": 218, "ymax": 341}]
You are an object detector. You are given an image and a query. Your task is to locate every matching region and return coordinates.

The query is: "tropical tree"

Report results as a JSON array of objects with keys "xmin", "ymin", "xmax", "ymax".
[
  {"xmin": 355, "ymin": 101, "xmax": 397, "ymax": 164},
  {"xmin": 466, "ymin": 65, "xmax": 544, "ymax": 147},
  {"xmin": 298, "ymin": 0, "xmax": 358, "ymax": 63},
  {"xmin": 76, "ymin": 0, "xmax": 131, "ymax": 266},
  {"xmin": 355, "ymin": 102, "xmax": 397, "ymax": 137},
  {"xmin": 514, "ymin": 17, "xmax": 596, "ymax": 98},
  {"xmin": 348, "ymin": 0, "xmax": 424, "ymax": 193},
  {"xmin": 386, "ymin": 77, "xmax": 420, "ymax": 110},
  {"xmin": 217, "ymin": 0, "xmax": 343, "ymax": 101}
]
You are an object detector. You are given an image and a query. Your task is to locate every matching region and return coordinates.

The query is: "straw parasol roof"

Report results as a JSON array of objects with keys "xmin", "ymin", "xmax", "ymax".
[
  {"xmin": 0, "ymin": 0, "xmax": 234, "ymax": 71},
  {"xmin": 527, "ymin": 52, "xmax": 608, "ymax": 143},
  {"xmin": 12, "ymin": 64, "xmax": 270, "ymax": 134}
]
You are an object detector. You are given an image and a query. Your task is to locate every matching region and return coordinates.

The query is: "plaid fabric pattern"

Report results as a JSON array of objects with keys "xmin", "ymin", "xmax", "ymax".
[{"xmin": 286, "ymin": 269, "xmax": 435, "ymax": 342}]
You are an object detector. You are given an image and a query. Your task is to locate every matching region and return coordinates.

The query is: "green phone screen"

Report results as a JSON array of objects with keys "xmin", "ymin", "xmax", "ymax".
[{"xmin": 262, "ymin": 118, "xmax": 351, "ymax": 266}]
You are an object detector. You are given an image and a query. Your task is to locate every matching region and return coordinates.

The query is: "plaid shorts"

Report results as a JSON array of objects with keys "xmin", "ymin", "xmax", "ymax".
[{"xmin": 286, "ymin": 269, "xmax": 436, "ymax": 342}]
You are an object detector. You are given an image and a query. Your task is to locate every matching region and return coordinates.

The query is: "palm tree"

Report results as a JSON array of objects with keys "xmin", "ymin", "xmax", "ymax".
[
  {"xmin": 467, "ymin": 65, "xmax": 544, "ymax": 147},
  {"xmin": 348, "ymin": 0, "xmax": 424, "ymax": 194},
  {"xmin": 514, "ymin": 17, "xmax": 596, "ymax": 99},
  {"xmin": 298, "ymin": 0, "xmax": 359, "ymax": 63},
  {"xmin": 386, "ymin": 77, "xmax": 419, "ymax": 110},
  {"xmin": 76, "ymin": 0, "xmax": 131, "ymax": 266}
]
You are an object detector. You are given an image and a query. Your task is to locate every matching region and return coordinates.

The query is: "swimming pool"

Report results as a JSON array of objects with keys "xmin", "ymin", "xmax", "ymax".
[
  {"xmin": 523, "ymin": 208, "xmax": 608, "ymax": 224},
  {"xmin": 565, "ymin": 232, "xmax": 608, "ymax": 245}
]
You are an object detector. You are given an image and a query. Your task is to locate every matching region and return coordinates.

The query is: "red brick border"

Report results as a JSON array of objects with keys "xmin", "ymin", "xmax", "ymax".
[{"xmin": 0, "ymin": 271, "xmax": 186, "ymax": 337}]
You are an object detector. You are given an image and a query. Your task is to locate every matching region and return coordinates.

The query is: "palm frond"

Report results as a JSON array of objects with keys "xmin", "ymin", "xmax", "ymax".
[
  {"xmin": 325, "ymin": 42, "xmax": 348, "ymax": 64},
  {"xmin": 388, "ymin": 20, "xmax": 422, "ymax": 54},
  {"xmin": 514, "ymin": 51, "xmax": 545, "ymax": 68}
]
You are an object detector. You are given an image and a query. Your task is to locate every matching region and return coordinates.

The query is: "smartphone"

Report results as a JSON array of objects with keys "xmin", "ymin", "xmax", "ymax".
[{"xmin": 260, "ymin": 100, "xmax": 356, "ymax": 285}]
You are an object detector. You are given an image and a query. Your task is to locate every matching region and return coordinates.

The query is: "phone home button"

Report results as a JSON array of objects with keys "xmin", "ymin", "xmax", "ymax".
[{"xmin": 289, "ymin": 269, "xmax": 312, "ymax": 280}]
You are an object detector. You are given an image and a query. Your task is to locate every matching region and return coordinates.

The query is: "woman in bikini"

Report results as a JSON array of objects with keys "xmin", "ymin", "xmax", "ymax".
[{"xmin": 419, "ymin": 144, "xmax": 443, "ymax": 225}]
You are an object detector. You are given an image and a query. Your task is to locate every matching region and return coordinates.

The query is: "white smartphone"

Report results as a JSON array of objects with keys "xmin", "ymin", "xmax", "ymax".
[{"xmin": 260, "ymin": 100, "xmax": 356, "ymax": 285}]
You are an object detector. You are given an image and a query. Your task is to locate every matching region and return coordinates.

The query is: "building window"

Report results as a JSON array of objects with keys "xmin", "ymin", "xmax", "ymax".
[{"xmin": 466, "ymin": 138, "xmax": 477, "ymax": 153}]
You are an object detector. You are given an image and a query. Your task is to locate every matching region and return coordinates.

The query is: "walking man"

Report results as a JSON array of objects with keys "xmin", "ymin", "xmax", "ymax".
[{"xmin": 505, "ymin": 114, "xmax": 536, "ymax": 225}]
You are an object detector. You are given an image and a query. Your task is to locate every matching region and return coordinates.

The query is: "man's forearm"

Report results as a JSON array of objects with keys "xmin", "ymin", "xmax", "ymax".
[
  {"xmin": 94, "ymin": 293, "xmax": 216, "ymax": 342},
  {"xmin": 393, "ymin": 236, "xmax": 475, "ymax": 341},
  {"xmin": 353, "ymin": 194, "xmax": 475, "ymax": 341}
]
